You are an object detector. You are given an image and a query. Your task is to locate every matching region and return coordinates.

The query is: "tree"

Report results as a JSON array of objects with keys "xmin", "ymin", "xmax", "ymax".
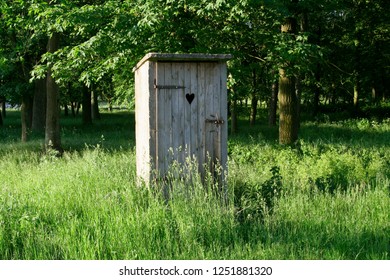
[
  {"xmin": 306, "ymin": 0, "xmax": 390, "ymax": 114},
  {"xmin": 81, "ymin": 84, "xmax": 92, "ymax": 125},
  {"xmin": 32, "ymin": 78, "xmax": 46, "ymax": 133},
  {"xmin": 278, "ymin": 1, "xmax": 299, "ymax": 145},
  {"xmin": 268, "ymin": 77, "xmax": 278, "ymax": 126},
  {"xmin": 3, "ymin": 0, "xmax": 388, "ymax": 148},
  {"xmin": 45, "ymin": 31, "xmax": 62, "ymax": 153},
  {"xmin": 0, "ymin": 101, "xmax": 3, "ymax": 126},
  {"xmin": 1, "ymin": 0, "xmax": 50, "ymax": 140},
  {"xmin": 1, "ymin": 101, "xmax": 5, "ymax": 119},
  {"xmin": 91, "ymin": 84, "xmax": 100, "ymax": 120}
]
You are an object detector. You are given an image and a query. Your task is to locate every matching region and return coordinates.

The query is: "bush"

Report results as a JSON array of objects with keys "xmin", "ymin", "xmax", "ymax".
[{"xmin": 235, "ymin": 166, "xmax": 282, "ymax": 222}]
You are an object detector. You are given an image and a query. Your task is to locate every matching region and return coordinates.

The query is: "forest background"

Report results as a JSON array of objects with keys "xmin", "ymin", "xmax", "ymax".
[
  {"xmin": 0, "ymin": 0, "xmax": 389, "ymax": 147},
  {"xmin": 0, "ymin": 0, "xmax": 389, "ymax": 260}
]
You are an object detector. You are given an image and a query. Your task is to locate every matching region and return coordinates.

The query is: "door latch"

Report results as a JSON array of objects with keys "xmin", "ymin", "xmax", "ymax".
[
  {"xmin": 154, "ymin": 79, "xmax": 185, "ymax": 89},
  {"xmin": 206, "ymin": 114, "xmax": 224, "ymax": 125}
]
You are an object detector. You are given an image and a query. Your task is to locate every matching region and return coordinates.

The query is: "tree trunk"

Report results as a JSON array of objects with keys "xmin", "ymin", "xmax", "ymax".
[
  {"xmin": 1, "ymin": 100, "xmax": 6, "ymax": 119},
  {"xmin": 313, "ymin": 87, "xmax": 320, "ymax": 117},
  {"xmin": 250, "ymin": 95, "xmax": 258, "ymax": 126},
  {"xmin": 32, "ymin": 78, "xmax": 47, "ymax": 133},
  {"xmin": 67, "ymin": 83, "xmax": 77, "ymax": 117},
  {"xmin": 45, "ymin": 32, "xmax": 62, "ymax": 153},
  {"xmin": 279, "ymin": 68, "xmax": 298, "ymax": 145},
  {"xmin": 21, "ymin": 95, "xmax": 33, "ymax": 142},
  {"xmin": 250, "ymin": 69, "xmax": 258, "ymax": 126},
  {"xmin": 353, "ymin": 81, "xmax": 359, "ymax": 114},
  {"xmin": 0, "ymin": 100, "xmax": 4, "ymax": 125},
  {"xmin": 64, "ymin": 104, "xmax": 69, "ymax": 116},
  {"xmin": 353, "ymin": 83, "xmax": 359, "ymax": 107},
  {"xmin": 268, "ymin": 79, "xmax": 278, "ymax": 126},
  {"xmin": 107, "ymin": 98, "xmax": 113, "ymax": 112},
  {"xmin": 353, "ymin": 39, "xmax": 361, "ymax": 113},
  {"xmin": 352, "ymin": 4, "xmax": 363, "ymax": 115},
  {"xmin": 82, "ymin": 85, "xmax": 92, "ymax": 125},
  {"xmin": 71, "ymin": 102, "xmax": 76, "ymax": 117},
  {"xmin": 371, "ymin": 68, "xmax": 383, "ymax": 104},
  {"xmin": 382, "ymin": 72, "xmax": 388, "ymax": 101},
  {"xmin": 230, "ymin": 99, "xmax": 238, "ymax": 134},
  {"xmin": 91, "ymin": 86, "xmax": 100, "ymax": 120},
  {"xmin": 76, "ymin": 102, "xmax": 81, "ymax": 115},
  {"xmin": 313, "ymin": 64, "xmax": 321, "ymax": 116},
  {"xmin": 279, "ymin": 16, "xmax": 299, "ymax": 145},
  {"xmin": 295, "ymin": 77, "xmax": 301, "ymax": 131},
  {"xmin": 371, "ymin": 86, "xmax": 377, "ymax": 103},
  {"xmin": 0, "ymin": 107, "xmax": 3, "ymax": 126}
]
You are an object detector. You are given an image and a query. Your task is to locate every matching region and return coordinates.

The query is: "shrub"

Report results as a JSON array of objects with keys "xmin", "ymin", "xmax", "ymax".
[{"xmin": 235, "ymin": 166, "xmax": 282, "ymax": 222}]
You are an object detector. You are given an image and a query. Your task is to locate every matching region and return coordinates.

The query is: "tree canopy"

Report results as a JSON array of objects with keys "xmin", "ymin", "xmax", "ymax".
[{"xmin": 1, "ymin": 0, "xmax": 389, "ymax": 144}]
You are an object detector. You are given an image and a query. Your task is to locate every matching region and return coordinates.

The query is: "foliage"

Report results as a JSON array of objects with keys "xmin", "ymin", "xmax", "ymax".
[
  {"xmin": 0, "ymin": 0, "xmax": 41, "ymax": 103},
  {"xmin": 235, "ymin": 166, "xmax": 282, "ymax": 222},
  {"xmin": 1, "ymin": 0, "xmax": 390, "ymax": 141}
]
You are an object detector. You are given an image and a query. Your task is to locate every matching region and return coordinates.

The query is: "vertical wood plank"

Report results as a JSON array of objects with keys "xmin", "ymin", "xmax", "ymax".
[
  {"xmin": 219, "ymin": 62, "xmax": 228, "ymax": 180},
  {"xmin": 166, "ymin": 63, "xmax": 172, "ymax": 150},
  {"xmin": 156, "ymin": 62, "xmax": 166, "ymax": 177},
  {"xmin": 135, "ymin": 62, "xmax": 144, "ymax": 181},
  {"xmin": 170, "ymin": 63, "xmax": 181, "ymax": 163},
  {"xmin": 190, "ymin": 63, "xmax": 198, "ymax": 160},
  {"xmin": 213, "ymin": 62, "xmax": 221, "ymax": 168},
  {"xmin": 204, "ymin": 63, "xmax": 216, "ymax": 180},
  {"xmin": 214, "ymin": 62, "xmax": 228, "ymax": 190},
  {"xmin": 149, "ymin": 61, "xmax": 157, "ymax": 177},
  {"xmin": 184, "ymin": 62, "xmax": 192, "ymax": 159},
  {"xmin": 135, "ymin": 60, "xmax": 157, "ymax": 183},
  {"xmin": 177, "ymin": 63, "xmax": 186, "ymax": 164},
  {"xmin": 164, "ymin": 63, "xmax": 173, "ymax": 175},
  {"xmin": 197, "ymin": 63, "xmax": 206, "ymax": 177}
]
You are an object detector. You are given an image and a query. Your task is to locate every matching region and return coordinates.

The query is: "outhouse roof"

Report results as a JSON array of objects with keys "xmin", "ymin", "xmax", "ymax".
[{"xmin": 133, "ymin": 53, "xmax": 232, "ymax": 72}]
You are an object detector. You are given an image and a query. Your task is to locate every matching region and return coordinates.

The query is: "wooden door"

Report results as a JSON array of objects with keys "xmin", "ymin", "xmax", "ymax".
[{"xmin": 154, "ymin": 62, "xmax": 227, "ymax": 181}]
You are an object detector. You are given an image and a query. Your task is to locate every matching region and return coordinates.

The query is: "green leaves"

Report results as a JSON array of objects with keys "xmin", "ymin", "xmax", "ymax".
[
  {"xmin": 269, "ymin": 32, "xmax": 321, "ymax": 75},
  {"xmin": 2, "ymin": 0, "xmax": 389, "ymax": 110}
]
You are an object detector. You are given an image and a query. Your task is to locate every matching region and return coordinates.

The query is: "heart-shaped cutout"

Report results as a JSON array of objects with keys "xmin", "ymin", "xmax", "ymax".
[{"xmin": 186, "ymin": 93, "xmax": 195, "ymax": 104}]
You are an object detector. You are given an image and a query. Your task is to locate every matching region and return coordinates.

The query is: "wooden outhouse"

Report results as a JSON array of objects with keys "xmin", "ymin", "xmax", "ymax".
[{"xmin": 134, "ymin": 53, "xmax": 232, "ymax": 185}]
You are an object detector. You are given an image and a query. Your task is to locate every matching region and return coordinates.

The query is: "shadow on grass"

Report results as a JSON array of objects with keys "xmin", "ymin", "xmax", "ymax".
[
  {"xmin": 0, "ymin": 110, "xmax": 136, "ymax": 153},
  {"xmin": 228, "ymin": 118, "xmax": 390, "ymax": 150},
  {"xmin": 300, "ymin": 122, "xmax": 390, "ymax": 148},
  {"xmin": 258, "ymin": 219, "xmax": 390, "ymax": 259},
  {"xmin": 61, "ymin": 111, "xmax": 136, "ymax": 152}
]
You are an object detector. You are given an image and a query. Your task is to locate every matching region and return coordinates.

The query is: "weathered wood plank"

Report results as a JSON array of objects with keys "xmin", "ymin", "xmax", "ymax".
[
  {"xmin": 164, "ymin": 63, "xmax": 173, "ymax": 175},
  {"xmin": 190, "ymin": 63, "xmax": 198, "ymax": 160},
  {"xmin": 156, "ymin": 62, "xmax": 167, "ymax": 177},
  {"xmin": 149, "ymin": 61, "xmax": 157, "ymax": 180},
  {"xmin": 184, "ymin": 62, "xmax": 192, "ymax": 160},
  {"xmin": 171, "ymin": 63, "xmax": 185, "ymax": 162},
  {"xmin": 135, "ymin": 61, "xmax": 147, "ymax": 181},
  {"xmin": 204, "ymin": 63, "xmax": 216, "ymax": 180},
  {"xmin": 198, "ymin": 62, "xmax": 206, "ymax": 178},
  {"xmin": 219, "ymin": 62, "xmax": 229, "ymax": 186},
  {"xmin": 213, "ymin": 62, "xmax": 221, "ymax": 168},
  {"xmin": 134, "ymin": 53, "xmax": 232, "ymax": 71}
]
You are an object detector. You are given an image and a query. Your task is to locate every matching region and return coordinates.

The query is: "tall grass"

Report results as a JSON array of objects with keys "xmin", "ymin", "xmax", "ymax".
[{"xmin": 0, "ymin": 110, "xmax": 389, "ymax": 259}]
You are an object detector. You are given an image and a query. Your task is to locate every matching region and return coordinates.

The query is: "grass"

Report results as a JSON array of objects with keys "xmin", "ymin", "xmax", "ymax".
[{"xmin": 0, "ymin": 110, "xmax": 389, "ymax": 259}]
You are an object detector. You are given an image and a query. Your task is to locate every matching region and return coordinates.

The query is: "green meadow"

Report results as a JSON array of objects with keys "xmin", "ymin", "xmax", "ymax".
[{"xmin": 0, "ymin": 110, "xmax": 389, "ymax": 259}]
